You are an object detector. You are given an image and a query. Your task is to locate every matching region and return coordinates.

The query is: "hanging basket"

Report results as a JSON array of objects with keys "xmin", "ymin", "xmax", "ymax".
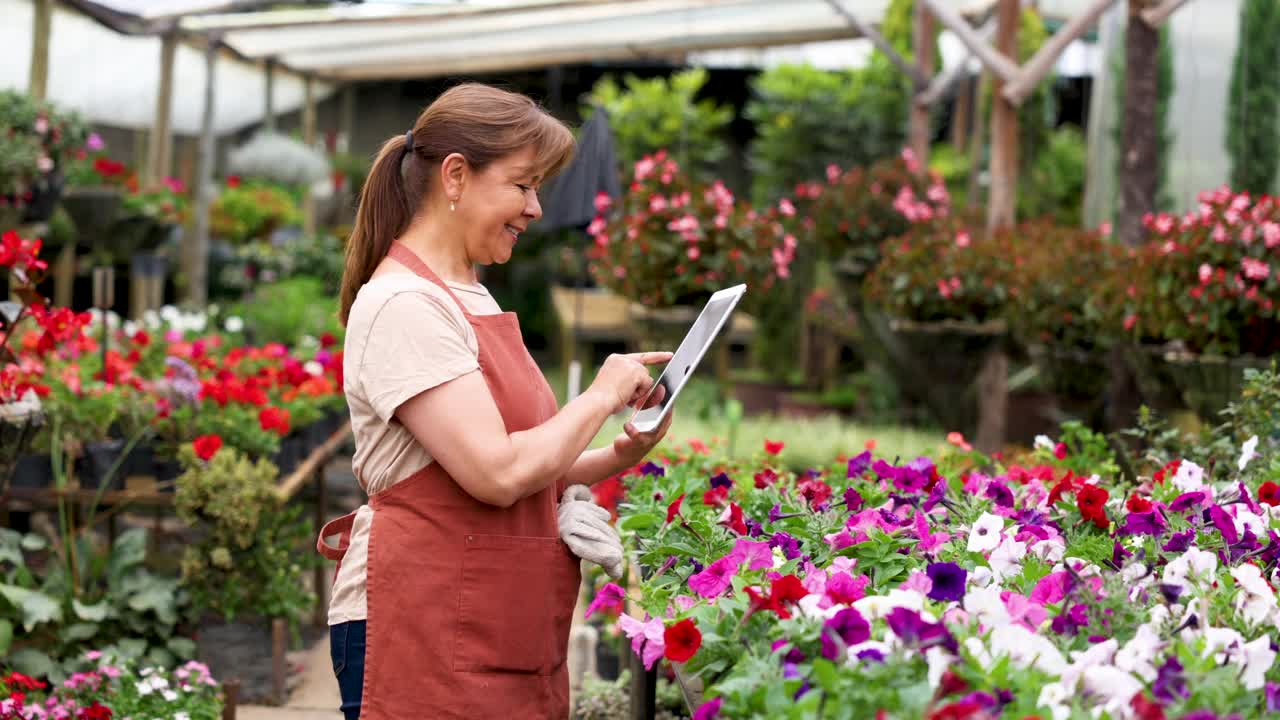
[
  {"xmin": 62, "ymin": 186, "xmax": 124, "ymax": 240},
  {"xmin": 109, "ymin": 215, "xmax": 173, "ymax": 259},
  {"xmin": 1124, "ymin": 344, "xmax": 1273, "ymax": 420},
  {"xmin": 21, "ymin": 172, "xmax": 65, "ymax": 224}
]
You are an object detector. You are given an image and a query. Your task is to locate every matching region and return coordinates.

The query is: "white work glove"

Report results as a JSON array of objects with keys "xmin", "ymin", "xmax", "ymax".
[{"xmin": 557, "ymin": 484, "xmax": 624, "ymax": 579}]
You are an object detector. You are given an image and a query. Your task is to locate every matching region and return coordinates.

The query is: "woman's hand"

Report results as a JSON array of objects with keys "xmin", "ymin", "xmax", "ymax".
[
  {"xmin": 611, "ymin": 408, "xmax": 675, "ymax": 468},
  {"xmin": 586, "ymin": 352, "xmax": 672, "ymax": 414}
]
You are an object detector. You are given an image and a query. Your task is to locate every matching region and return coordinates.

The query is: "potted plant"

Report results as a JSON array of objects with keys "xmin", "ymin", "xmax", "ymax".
[
  {"xmin": 1120, "ymin": 186, "xmax": 1280, "ymax": 419},
  {"xmin": 1, "ymin": 228, "xmax": 51, "ymax": 490},
  {"xmin": 209, "ymin": 179, "xmax": 303, "ymax": 245},
  {"xmin": 0, "ymin": 90, "xmax": 88, "ymax": 224},
  {"xmin": 60, "ymin": 136, "xmax": 131, "ymax": 250},
  {"xmin": 111, "ymin": 176, "xmax": 186, "ymax": 259},
  {"xmin": 0, "ymin": 133, "xmax": 45, "ymax": 232}
]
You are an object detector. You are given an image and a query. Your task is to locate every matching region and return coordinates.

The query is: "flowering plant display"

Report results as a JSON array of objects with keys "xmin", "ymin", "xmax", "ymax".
[
  {"xmin": 587, "ymin": 151, "xmax": 804, "ymax": 308},
  {"xmin": 604, "ymin": 393, "xmax": 1280, "ymax": 718},
  {"xmin": 798, "ymin": 149, "xmax": 952, "ymax": 276},
  {"xmin": 1122, "ymin": 186, "xmax": 1280, "ymax": 356},
  {"xmin": 0, "ymin": 658, "xmax": 222, "ymax": 720},
  {"xmin": 0, "ymin": 91, "xmax": 88, "ymax": 211}
]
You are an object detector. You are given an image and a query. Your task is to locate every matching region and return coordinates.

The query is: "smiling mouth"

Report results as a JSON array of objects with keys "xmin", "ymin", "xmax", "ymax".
[{"xmin": 504, "ymin": 224, "xmax": 522, "ymax": 241}]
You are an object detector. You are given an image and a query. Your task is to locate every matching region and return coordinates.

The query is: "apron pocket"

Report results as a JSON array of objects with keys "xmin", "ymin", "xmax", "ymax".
[{"xmin": 453, "ymin": 534, "xmax": 558, "ymax": 674}]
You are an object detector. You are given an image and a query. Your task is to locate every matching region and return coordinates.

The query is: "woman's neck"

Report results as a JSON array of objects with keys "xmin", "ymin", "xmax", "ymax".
[{"xmin": 396, "ymin": 216, "xmax": 477, "ymax": 285}]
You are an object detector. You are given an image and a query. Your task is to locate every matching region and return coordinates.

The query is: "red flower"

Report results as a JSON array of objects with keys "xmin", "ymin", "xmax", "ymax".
[
  {"xmin": 753, "ymin": 467, "xmax": 778, "ymax": 489},
  {"xmin": 928, "ymin": 701, "xmax": 982, "ymax": 720},
  {"xmin": 1126, "ymin": 494, "xmax": 1153, "ymax": 513},
  {"xmin": 663, "ymin": 618, "xmax": 702, "ymax": 662},
  {"xmin": 718, "ymin": 502, "xmax": 747, "ymax": 535},
  {"xmin": 797, "ymin": 475, "xmax": 833, "ymax": 509},
  {"xmin": 259, "ymin": 406, "xmax": 291, "ymax": 436},
  {"xmin": 1053, "ymin": 442, "xmax": 1068, "ymax": 460},
  {"xmin": 3, "ymin": 672, "xmax": 45, "ymax": 691},
  {"xmin": 702, "ymin": 486, "xmax": 729, "ymax": 506},
  {"xmin": 226, "ymin": 175, "xmax": 241, "ymax": 188},
  {"xmin": 763, "ymin": 439, "xmax": 785, "ymax": 455},
  {"xmin": 938, "ymin": 669, "xmax": 968, "ymax": 697},
  {"xmin": 1047, "ymin": 471, "xmax": 1077, "ymax": 506},
  {"xmin": 591, "ymin": 476, "xmax": 624, "ymax": 518},
  {"xmin": 771, "ymin": 574, "xmax": 809, "ymax": 605},
  {"xmin": 131, "ymin": 329, "xmax": 151, "ymax": 347},
  {"xmin": 1077, "ymin": 484, "xmax": 1110, "ymax": 530},
  {"xmin": 320, "ymin": 332, "xmax": 337, "ymax": 348},
  {"xmin": 192, "ymin": 434, "xmax": 223, "ymax": 462},
  {"xmin": 665, "ymin": 493, "xmax": 685, "ymax": 524},
  {"xmin": 1259, "ymin": 481, "xmax": 1280, "ymax": 507},
  {"xmin": 1129, "ymin": 692, "xmax": 1165, "ymax": 720},
  {"xmin": 1152, "ymin": 459, "xmax": 1181, "ymax": 485},
  {"xmin": 78, "ymin": 702, "xmax": 113, "ymax": 720}
]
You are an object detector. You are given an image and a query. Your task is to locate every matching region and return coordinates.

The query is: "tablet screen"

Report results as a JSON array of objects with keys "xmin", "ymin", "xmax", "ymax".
[{"xmin": 631, "ymin": 290, "xmax": 741, "ymax": 430}]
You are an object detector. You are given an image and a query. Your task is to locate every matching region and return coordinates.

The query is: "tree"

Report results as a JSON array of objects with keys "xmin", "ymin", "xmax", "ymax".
[
  {"xmin": 1116, "ymin": 0, "xmax": 1160, "ymax": 246},
  {"xmin": 1226, "ymin": 0, "xmax": 1280, "ymax": 195},
  {"xmin": 1110, "ymin": 23, "xmax": 1175, "ymax": 212}
]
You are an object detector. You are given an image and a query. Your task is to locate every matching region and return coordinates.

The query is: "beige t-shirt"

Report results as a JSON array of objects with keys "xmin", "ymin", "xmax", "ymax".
[{"xmin": 328, "ymin": 271, "xmax": 502, "ymax": 625}]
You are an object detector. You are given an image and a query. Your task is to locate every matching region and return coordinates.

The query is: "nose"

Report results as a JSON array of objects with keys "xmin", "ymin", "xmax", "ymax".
[{"xmin": 524, "ymin": 190, "xmax": 542, "ymax": 221}]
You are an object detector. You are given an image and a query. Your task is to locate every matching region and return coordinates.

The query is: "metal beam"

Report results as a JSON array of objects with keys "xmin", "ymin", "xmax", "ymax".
[
  {"xmin": 920, "ymin": 0, "xmax": 1020, "ymax": 83},
  {"xmin": 146, "ymin": 31, "xmax": 178, "ymax": 184},
  {"xmin": 186, "ymin": 35, "xmax": 220, "ymax": 308},
  {"xmin": 1140, "ymin": 0, "xmax": 1192, "ymax": 27},
  {"xmin": 29, "ymin": 0, "xmax": 52, "ymax": 100},
  {"xmin": 823, "ymin": 0, "xmax": 928, "ymax": 88},
  {"xmin": 1002, "ymin": 0, "xmax": 1117, "ymax": 105},
  {"xmin": 180, "ymin": 0, "xmax": 629, "ymax": 32}
]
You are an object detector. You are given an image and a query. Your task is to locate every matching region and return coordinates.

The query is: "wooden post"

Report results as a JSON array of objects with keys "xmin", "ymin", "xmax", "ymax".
[
  {"xmin": 263, "ymin": 59, "xmax": 276, "ymax": 133},
  {"xmin": 1002, "ymin": 0, "xmax": 1119, "ymax": 105},
  {"xmin": 29, "ymin": 0, "xmax": 52, "ymax": 100},
  {"xmin": 965, "ymin": 72, "xmax": 989, "ymax": 212},
  {"xmin": 271, "ymin": 617, "xmax": 287, "ymax": 704},
  {"xmin": 951, "ymin": 75, "xmax": 971, "ymax": 151},
  {"xmin": 313, "ymin": 462, "xmax": 327, "ymax": 628},
  {"xmin": 186, "ymin": 36, "xmax": 219, "ymax": 308},
  {"xmin": 53, "ymin": 245, "xmax": 75, "ymax": 308},
  {"xmin": 302, "ymin": 73, "xmax": 318, "ymax": 236},
  {"xmin": 910, "ymin": 2, "xmax": 937, "ymax": 171},
  {"xmin": 147, "ymin": 31, "xmax": 178, "ymax": 184},
  {"xmin": 974, "ymin": 343, "xmax": 1009, "ymax": 454},
  {"xmin": 221, "ymin": 679, "xmax": 240, "ymax": 720},
  {"xmin": 986, "ymin": 0, "xmax": 1020, "ymax": 232},
  {"xmin": 1117, "ymin": 0, "xmax": 1160, "ymax": 246},
  {"xmin": 628, "ymin": 650, "xmax": 657, "ymax": 720}
]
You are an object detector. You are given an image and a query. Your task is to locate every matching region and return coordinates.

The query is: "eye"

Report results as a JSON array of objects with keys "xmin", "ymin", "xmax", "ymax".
[{"xmin": 516, "ymin": 184, "xmax": 532, "ymax": 193}]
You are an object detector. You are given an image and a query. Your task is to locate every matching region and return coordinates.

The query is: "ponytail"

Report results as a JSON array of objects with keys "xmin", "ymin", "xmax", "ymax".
[
  {"xmin": 339, "ymin": 134, "xmax": 415, "ymax": 325},
  {"xmin": 337, "ymin": 83, "xmax": 576, "ymax": 325}
]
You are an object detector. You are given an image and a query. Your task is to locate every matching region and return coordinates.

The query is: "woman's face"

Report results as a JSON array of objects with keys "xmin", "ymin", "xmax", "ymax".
[{"xmin": 458, "ymin": 146, "xmax": 543, "ymax": 266}]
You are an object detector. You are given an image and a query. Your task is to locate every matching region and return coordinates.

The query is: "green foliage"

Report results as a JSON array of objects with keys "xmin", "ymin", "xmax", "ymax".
[
  {"xmin": 218, "ymin": 233, "xmax": 346, "ymax": 298},
  {"xmin": 1019, "ymin": 125, "xmax": 1087, "ymax": 226},
  {"xmin": 209, "ymin": 180, "xmax": 302, "ymax": 244},
  {"xmin": 1226, "ymin": 0, "xmax": 1280, "ymax": 195},
  {"xmin": 585, "ymin": 69, "xmax": 734, "ymax": 183},
  {"xmin": 230, "ymin": 276, "xmax": 340, "ymax": 347},
  {"xmin": 0, "ymin": 527, "xmax": 192, "ymax": 682},
  {"xmin": 175, "ymin": 445, "xmax": 315, "ymax": 625}
]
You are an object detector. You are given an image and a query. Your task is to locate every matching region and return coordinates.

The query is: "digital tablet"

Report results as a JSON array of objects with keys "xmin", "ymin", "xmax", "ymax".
[{"xmin": 629, "ymin": 284, "xmax": 747, "ymax": 433}]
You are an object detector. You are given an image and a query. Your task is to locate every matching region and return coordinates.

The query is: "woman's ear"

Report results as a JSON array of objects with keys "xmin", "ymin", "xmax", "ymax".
[{"xmin": 440, "ymin": 152, "xmax": 468, "ymax": 202}]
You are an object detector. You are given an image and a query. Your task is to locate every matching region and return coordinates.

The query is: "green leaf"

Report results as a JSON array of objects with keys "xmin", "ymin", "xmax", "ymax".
[
  {"xmin": 60, "ymin": 622, "xmax": 100, "ymax": 643},
  {"xmin": 146, "ymin": 647, "xmax": 175, "ymax": 668},
  {"xmin": 8, "ymin": 648, "xmax": 55, "ymax": 679},
  {"xmin": 811, "ymin": 658, "xmax": 839, "ymax": 689},
  {"xmin": 0, "ymin": 619, "xmax": 12, "ymax": 655},
  {"xmin": 73, "ymin": 598, "xmax": 110, "ymax": 621},
  {"xmin": 620, "ymin": 512, "xmax": 662, "ymax": 532},
  {"xmin": 0, "ymin": 583, "xmax": 63, "ymax": 631},
  {"xmin": 167, "ymin": 636, "xmax": 197, "ymax": 659},
  {"xmin": 0, "ymin": 529, "xmax": 23, "ymax": 568},
  {"xmin": 116, "ymin": 637, "xmax": 147, "ymax": 660},
  {"xmin": 108, "ymin": 528, "xmax": 148, "ymax": 581}
]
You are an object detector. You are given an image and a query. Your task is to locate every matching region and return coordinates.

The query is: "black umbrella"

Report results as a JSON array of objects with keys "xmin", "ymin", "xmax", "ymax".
[
  {"xmin": 538, "ymin": 106, "xmax": 622, "ymax": 396},
  {"xmin": 539, "ymin": 104, "xmax": 622, "ymax": 232}
]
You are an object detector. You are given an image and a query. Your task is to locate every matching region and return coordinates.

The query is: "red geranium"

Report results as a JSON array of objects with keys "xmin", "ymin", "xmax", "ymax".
[
  {"xmin": 192, "ymin": 434, "xmax": 223, "ymax": 462},
  {"xmin": 763, "ymin": 439, "xmax": 785, "ymax": 455},
  {"xmin": 259, "ymin": 406, "xmax": 291, "ymax": 436},
  {"xmin": 1258, "ymin": 481, "xmax": 1280, "ymax": 507},
  {"xmin": 665, "ymin": 493, "xmax": 686, "ymax": 524},
  {"xmin": 1126, "ymin": 494, "xmax": 1153, "ymax": 513},
  {"xmin": 702, "ymin": 486, "xmax": 729, "ymax": 506},
  {"xmin": 78, "ymin": 702, "xmax": 113, "ymax": 720},
  {"xmin": 663, "ymin": 618, "xmax": 702, "ymax": 662},
  {"xmin": 1129, "ymin": 692, "xmax": 1166, "ymax": 720}
]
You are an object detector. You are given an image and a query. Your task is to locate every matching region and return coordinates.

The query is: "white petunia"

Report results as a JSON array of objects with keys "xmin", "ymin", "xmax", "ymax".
[
  {"xmin": 966, "ymin": 512, "xmax": 1004, "ymax": 554},
  {"xmin": 771, "ymin": 546, "xmax": 786, "ymax": 570},
  {"xmin": 844, "ymin": 640, "xmax": 893, "ymax": 668},
  {"xmin": 1029, "ymin": 538, "xmax": 1066, "ymax": 564},
  {"xmin": 1060, "ymin": 638, "xmax": 1119, "ymax": 691},
  {"xmin": 1234, "ymin": 508, "xmax": 1268, "ymax": 539},
  {"xmin": 304, "ymin": 360, "xmax": 325, "ymax": 377},
  {"xmin": 1239, "ymin": 435, "xmax": 1260, "ymax": 472},
  {"xmin": 162, "ymin": 689, "xmax": 178, "ymax": 702},
  {"xmin": 175, "ymin": 714, "xmax": 191, "ymax": 720},
  {"xmin": 963, "ymin": 585, "xmax": 1009, "ymax": 627},
  {"xmin": 1034, "ymin": 435, "xmax": 1054, "ymax": 452},
  {"xmin": 1201, "ymin": 626, "xmax": 1246, "ymax": 665},
  {"xmin": 1114, "ymin": 624, "xmax": 1163, "ymax": 681},
  {"xmin": 1082, "ymin": 664, "xmax": 1142, "ymax": 706},
  {"xmin": 988, "ymin": 535, "xmax": 1027, "ymax": 581},
  {"xmin": 925, "ymin": 647, "xmax": 952, "ymax": 689},
  {"xmin": 1242, "ymin": 636, "xmax": 1276, "ymax": 690},
  {"xmin": 989, "ymin": 624, "xmax": 1067, "ymax": 675},
  {"xmin": 143, "ymin": 309, "xmax": 161, "ymax": 329},
  {"xmin": 224, "ymin": 316, "xmax": 245, "ymax": 333},
  {"xmin": 136, "ymin": 681, "xmax": 154, "ymax": 696},
  {"xmin": 963, "ymin": 637, "xmax": 993, "ymax": 670},
  {"xmin": 969, "ymin": 566, "xmax": 994, "ymax": 588},
  {"xmin": 1172, "ymin": 460, "xmax": 1209, "ymax": 494},
  {"xmin": 160, "ymin": 305, "xmax": 180, "ymax": 322},
  {"xmin": 1036, "ymin": 683, "xmax": 1072, "ymax": 720}
]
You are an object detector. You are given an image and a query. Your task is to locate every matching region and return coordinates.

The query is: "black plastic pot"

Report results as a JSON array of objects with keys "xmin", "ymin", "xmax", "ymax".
[
  {"xmin": 11, "ymin": 455, "xmax": 53, "ymax": 489},
  {"xmin": 21, "ymin": 172, "xmax": 65, "ymax": 223},
  {"xmin": 81, "ymin": 440, "xmax": 126, "ymax": 490},
  {"xmin": 61, "ymin": 186, "xmax": 123, "ymax": 239}
]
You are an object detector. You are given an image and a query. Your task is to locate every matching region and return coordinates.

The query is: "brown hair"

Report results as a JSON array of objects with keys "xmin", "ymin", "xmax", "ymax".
[{"xmin": 338, "ymin": 83, "xmax": 575, "ymax": 324}]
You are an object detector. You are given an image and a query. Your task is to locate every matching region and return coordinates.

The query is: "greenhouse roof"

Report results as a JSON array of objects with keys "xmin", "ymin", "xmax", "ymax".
[{"xmin": 6, "ymin": 0, "xmax": 1108, "ymax": 134}]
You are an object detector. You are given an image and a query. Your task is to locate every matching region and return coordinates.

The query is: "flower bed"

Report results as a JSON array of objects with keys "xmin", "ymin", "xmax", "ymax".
[
  {"xmin": 1, "ymin": 657, "xmax": 224, "ymax": 719},
  {"xmin": 600, "ymin": 407, "xmax": 1280, "ymax": 717}
]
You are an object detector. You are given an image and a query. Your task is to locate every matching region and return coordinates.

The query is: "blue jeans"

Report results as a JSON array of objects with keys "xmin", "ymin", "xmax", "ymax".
[{"xmin": 329, "ymin": 621, "xmax": 365, "ymax": 720}]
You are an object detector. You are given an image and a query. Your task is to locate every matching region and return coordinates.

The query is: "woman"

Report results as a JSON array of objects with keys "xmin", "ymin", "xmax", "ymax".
[{"xmin": 317, "ymin": 83, "xmax": 674, "ymax": 719}]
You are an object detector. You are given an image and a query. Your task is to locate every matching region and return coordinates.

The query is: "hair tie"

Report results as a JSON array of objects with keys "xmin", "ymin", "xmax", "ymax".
[{"xmin": 403, "ymin": 130, "xmax": 414, "ymax": 154}]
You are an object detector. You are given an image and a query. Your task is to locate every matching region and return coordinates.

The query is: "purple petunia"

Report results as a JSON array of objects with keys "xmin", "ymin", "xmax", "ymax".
[
  {"xmin": 639, "ymin": 461, "xmax": 665, "ymax": 477},
  {"xmin": 1125, "ymin": 510, "xmax": 1167, "ymax": 537},
  {"xmin": 709, "ymin": 472, "xmax": 733, "ymax": 490},
  {"xmin": 925, "ymin": 562, "xmax": 966, "ymax": 602},
  {"xmin": 820, "ymin": 607, "xmax": 870, "ymax": 660},
  {"xmin": 1208, "ymin": 505, "xmax": 1239, "ymax": 545},
  {"xmin": 1153, "ymin": 656, "xmax": 1189, "ymax": 703},
  {"xmin": 768, "ymin": 503, "xmax": 783, "ymax": 524},
  {"xmin": 985, "ymin": 481, "xmax": 1014, "ymax": 508},
  {"xmin": 769, "ymin": 531, "xmax": 802, "ymax": 560},
  {"xmin": 1267, "ymin": 682, "xmax": 1280, "ymax": 712},
  {"xmin": 844, "ymin": 488, "xmax": 864, "ymax": 511},
  {"xmin": 1169, "ymin": 491, "xmax": 1208, "ymax": 512},
  {"xmin": 846, "ymin": 451, "xmax": 872, "ymax": 478},
  {"xmin": 692, "ymin": 698, "xmax": 722, "ymax": 720},
  {"xmin": 1162, "ymin": 529, "xmax": 1195, "ymax": 553}
]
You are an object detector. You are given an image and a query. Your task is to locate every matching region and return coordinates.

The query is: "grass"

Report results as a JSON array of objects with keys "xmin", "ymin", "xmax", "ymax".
[{"xmin": 542, "ymin": 364, "xmax": 943, "ymax": 469}]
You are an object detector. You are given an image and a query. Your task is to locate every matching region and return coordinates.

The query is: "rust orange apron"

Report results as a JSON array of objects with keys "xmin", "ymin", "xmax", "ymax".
[{"xmin": 318, "ymin": 242, "xmax": 580, "ymax": 719}]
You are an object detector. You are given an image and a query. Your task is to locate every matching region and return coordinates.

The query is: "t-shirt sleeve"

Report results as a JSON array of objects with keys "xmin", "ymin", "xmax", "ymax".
[{"xmin": 359, "ymin": 290, "xmax": 479, "ymax": 423}]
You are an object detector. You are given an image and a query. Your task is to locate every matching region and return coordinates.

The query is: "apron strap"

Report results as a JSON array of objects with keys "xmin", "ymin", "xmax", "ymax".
[
  {"xmin": 386, "ymin": 242, "xmax": 472, "ymax": 318},
  {"xmin": 317, "ymin": 511, "xmax": 357, "ymax": 562}
]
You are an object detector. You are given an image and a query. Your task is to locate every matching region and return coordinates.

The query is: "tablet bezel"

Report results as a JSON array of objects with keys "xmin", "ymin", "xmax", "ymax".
[{"xmin": 628, "ymin": 284, "xmax": 747, "ymax": 433}]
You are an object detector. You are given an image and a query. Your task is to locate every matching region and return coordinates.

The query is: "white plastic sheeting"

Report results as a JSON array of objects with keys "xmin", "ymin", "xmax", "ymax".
[{"xmin": 1, "ymin": 0, "xmax": 333, "ymax": 135}]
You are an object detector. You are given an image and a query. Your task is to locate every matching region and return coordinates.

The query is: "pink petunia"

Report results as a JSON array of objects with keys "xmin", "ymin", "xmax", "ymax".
[
  {"xmin": 1001, "ymin": 591, "xmax": 1048, "ymax": 631},
  {"xmin": 584, "ymin": 582, "xmax": 627, "ymax": 619},
  {"xmin": 730, "ymin": 538, "xmax": 773, "ymax": 571},
  {"xmin": 689, "ymin": 555, "xmax": 739, "ymax": 598},
  {"xmin": 618, "ymin": 613, "xmax": 666, "ymax": 670}
]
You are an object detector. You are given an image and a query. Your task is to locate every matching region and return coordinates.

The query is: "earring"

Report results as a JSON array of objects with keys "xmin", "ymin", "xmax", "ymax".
[{"xmin": 450, "ymin": 200, "xmax": 456, "ymax": 212}]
